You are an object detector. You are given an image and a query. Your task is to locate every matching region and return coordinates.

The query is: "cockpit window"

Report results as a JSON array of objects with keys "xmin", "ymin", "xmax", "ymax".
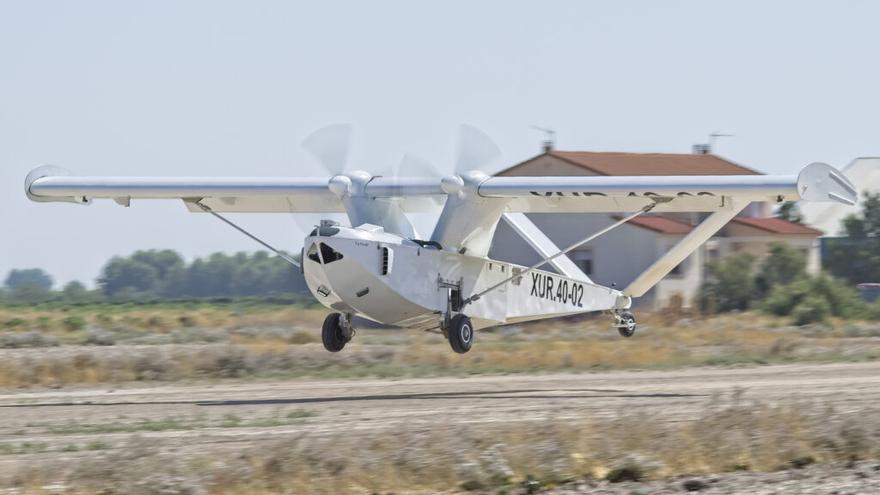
[
  {"xmin": 319, "ymin": 243, "xmax": 344, "ymax": 264},
  {"xmin": 307, "ymin": 243, "xmax": 321, "ymax": 263}
]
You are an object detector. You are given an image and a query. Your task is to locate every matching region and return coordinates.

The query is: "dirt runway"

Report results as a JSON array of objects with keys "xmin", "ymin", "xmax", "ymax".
[{"xmin": 0, "ymin": 361, "xmax": 878, "ymax": 477}]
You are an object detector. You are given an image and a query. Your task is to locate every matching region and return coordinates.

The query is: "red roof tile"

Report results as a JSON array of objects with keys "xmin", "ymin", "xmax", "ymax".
[
  {"xmin": 623, "ymin": 215, "xmax": 694, "ymax": 234},
  {"xmin": 499, "ymin": 151, "xmax": 762, "ymax": 176},
  {"xmin": 730, "ymin": 217, "xmax": 823, "ymax": 235}
]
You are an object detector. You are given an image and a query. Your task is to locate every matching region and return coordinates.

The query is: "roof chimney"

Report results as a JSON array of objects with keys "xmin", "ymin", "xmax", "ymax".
[
  {"xmin": 692, "ymin": 143, "xmax": 711, "ymax": 155},
  {"xmin": 693, "ymin": 132, "xmax": 733, "ymax": 155}
]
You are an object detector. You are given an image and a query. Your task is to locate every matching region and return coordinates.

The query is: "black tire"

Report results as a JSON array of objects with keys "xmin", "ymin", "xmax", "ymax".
[
  {"xmin": 448, "ymin": 314, "xmax": 474, "ymax": 354},
  {"xmin": 322, "ymin": 313, "xmax": 348, "ymax": 352},
  {"xmin": 617, "ymin": 311, "xmax": 636, "ymax": 338}
]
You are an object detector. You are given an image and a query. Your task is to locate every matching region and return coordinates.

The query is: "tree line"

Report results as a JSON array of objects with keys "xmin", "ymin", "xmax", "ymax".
[{"xmin": 1, "ymin": 250, "xmax": 308, "ymax": 304}]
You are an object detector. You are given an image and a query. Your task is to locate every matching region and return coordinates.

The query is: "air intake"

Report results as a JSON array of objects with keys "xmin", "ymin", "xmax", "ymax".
[{"xmin": 381, "ymin": 247, "xmax": 393, "ymax": 275}]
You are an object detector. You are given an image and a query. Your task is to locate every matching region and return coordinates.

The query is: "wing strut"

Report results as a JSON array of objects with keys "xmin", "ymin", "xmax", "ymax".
[
  {"xmin": 194, "ymin": 201, "xmax": 301, "ymax": 268},
  {"xmin": 462, "ymin": 201, "xmax": 658, "ymax": 307}
]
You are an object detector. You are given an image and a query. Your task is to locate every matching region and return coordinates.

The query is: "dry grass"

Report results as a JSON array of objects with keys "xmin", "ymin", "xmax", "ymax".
[
  {"xmin": 6, "ymin": 394, "xmax": 879, "ymax": 494},
  {"xmin": 0, "ymin": 306, "xmax": 878, "ymax": 388}
]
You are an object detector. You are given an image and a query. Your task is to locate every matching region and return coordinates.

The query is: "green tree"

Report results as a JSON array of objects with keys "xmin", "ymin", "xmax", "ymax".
[
  {"xmin": 61, "ymin": 280, "xmax": 95, "ymax": 303},
  {"xmin": 4, "ymin": 268, "xmax": 53, "ymax": 303},
  {"xmin": 825, "ymin": 191, "xmax": 880, "ymax": 284},
  {"xmin": 776, "ymin": 201, "xmax": 803, "ymax": 224},
  {"xmin": 4, "ymin": 268, "xmax": 52, "ymax": 291},
  {"xmin": 700, "ymin": 253, "xmax": 756, "ymax": 313},
  {"xmin": 97, "ymin": 257, "xmax": 160, "ymax": 297}
]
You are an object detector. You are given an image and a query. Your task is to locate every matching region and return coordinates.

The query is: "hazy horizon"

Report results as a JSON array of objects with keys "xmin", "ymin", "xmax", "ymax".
[{"xmin": 3, "ymin": 1, "xmax": 879, "ymax": 287}]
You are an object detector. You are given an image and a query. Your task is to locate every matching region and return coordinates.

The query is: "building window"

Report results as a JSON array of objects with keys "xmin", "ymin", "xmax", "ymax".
[{"xmin": 570, "ymin": 248, "xmax": 593, "ymax": 276}]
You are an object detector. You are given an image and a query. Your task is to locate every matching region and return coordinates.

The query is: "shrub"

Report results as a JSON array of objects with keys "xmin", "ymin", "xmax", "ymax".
[
  {"xmin": 2, "ymin": 318, "xmax": 25, "ymax": 329},
  {"xmin": 814, "ymin": 275, "xmax": 864, "ymax": 317},
  {"xmin": 866, "ymin": 301, "xmax": 880, "ymax": 321},
  {"xmin": 62, "ymin": 315, "xmax": 87, "ymax": 332},
  {"xmin": 700, "ymin": 254, "xmax": 756, "ymax": 313},
  {"xmin": 754, "ymin": 242, "xmax": 807, "ymax": 297},
  {"xmin": 792, "ymin": 295, "xmax": 831, "ymax": 326},
  {"xmin": 763, "ymin": 278, "xmax": 812, "ymax": 317},
  {"xmin": 762, "ymin": 274, "xmax": 864, "ymax": 322}
]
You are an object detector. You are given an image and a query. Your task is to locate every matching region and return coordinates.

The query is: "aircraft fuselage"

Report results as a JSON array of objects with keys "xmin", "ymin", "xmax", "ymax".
[{"xmin": 302, "ymin": 223, "xmax": 627, "ymax": 330}]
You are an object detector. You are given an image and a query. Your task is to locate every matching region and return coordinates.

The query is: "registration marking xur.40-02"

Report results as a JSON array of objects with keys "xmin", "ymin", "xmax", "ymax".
[{"xmin": 530, "ymin": 273, "xmax": 584, "ymax": 308}]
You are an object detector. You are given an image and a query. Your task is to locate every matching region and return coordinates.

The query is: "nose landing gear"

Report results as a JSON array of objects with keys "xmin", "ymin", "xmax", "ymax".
[
  {"xmin": 322, "ymin": 313, "xmax": 354, "ymax": 352},
  {"xmin": 613, "ymin": 310, "xmax": 637, "ymax": 338}
]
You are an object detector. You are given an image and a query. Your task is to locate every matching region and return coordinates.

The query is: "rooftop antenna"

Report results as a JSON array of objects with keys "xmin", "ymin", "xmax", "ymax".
[
  {"xmin": 531, "ymin": 125, "xmax": 556, "ymax": 153},
  {"xmin": 693, "ymin": 131, "xmax": 734, "ymax": 155}
]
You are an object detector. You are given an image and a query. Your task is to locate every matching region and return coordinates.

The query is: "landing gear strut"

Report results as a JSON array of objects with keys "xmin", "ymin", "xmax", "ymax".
[
  {"xmin": 322, "ymin": 313, "xmax": 354, "ymax": 352},
  {"xmin": 613, "ymin": 310, "xmax": 637, "ymax": 338}
]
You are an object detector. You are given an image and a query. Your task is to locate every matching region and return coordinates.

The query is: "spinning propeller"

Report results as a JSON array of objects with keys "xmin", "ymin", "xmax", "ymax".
[{"xmin": 295, "ymin": 124, "xmax": 501, "ymax": 241}]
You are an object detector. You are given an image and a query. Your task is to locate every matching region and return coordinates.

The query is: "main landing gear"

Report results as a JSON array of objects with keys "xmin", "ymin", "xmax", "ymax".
[
  {"xmin": 613, "ymin": 310, "xmax": 637, "ymax": 338},
  {"xmin": 446, "ymin": 313, "xmax": 474, "ymax": 354},
  {"xmin": 322, "ymin": 313, "xmax": 354, "ymax": 352}
]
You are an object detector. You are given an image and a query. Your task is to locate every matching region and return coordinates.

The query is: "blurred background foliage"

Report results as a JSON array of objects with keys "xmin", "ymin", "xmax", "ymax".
[{"xmin": 2, "ymin": 250, "xmax": 307, "ymax": 305}]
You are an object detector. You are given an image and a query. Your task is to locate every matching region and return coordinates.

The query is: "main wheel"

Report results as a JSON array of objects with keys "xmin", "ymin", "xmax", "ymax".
[
  {"xmin": 448, "ymin": 314, "xmax": 474, "ymax": 354},
  {"xmin": 322, "ymin": 313, "xmax": 349, "ymax": 352},
  {"xmin": 617, "ymin": 311, "xmax": 636, "ymax": 338}
]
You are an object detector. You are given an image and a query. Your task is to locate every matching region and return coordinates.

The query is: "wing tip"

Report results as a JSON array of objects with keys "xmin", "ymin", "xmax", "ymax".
[
  {"xmin": 25, "ymin": 165, "xmax": 90, "ymax": 205},
  {"xmin": 797, "ymin": 162, "xmax": 858, "ymax": 205}
]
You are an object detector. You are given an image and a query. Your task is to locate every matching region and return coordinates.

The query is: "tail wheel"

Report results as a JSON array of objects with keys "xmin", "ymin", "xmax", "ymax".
[
  {"xmin": 617, "ymin": 311, "xmax": 637, "ymax": 338},
  {"xmin": 322, "ymin": 313, "xmax": 349, "ymax": 352},
  {"xmin": 448, "ymin": 314, "xmax": 474, "ymax": 354}
]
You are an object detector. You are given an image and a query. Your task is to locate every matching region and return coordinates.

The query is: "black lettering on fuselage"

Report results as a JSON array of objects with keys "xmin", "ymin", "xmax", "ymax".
[{"xmin": 527, "ymin": 272, "xmax": 585, "ymax": 309}]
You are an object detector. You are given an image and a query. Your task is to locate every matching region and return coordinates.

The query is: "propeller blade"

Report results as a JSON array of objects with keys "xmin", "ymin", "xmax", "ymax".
[
  {"xmin": 296, "ymin": 125, "xmax": 353, "ymax": 236},
  {"xmin": 302, "ymin": 123, "xmax": 353, "ymax": 174},
  {"xmin": 393, "ymin": 152, "xmax": 441, "ymax": 178},
  {"xmin": 454, "ymin": 124, "xmax": 500, "ymax": 174}
]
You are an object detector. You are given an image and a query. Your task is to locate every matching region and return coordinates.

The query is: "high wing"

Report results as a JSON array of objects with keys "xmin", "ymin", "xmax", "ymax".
[
  {"xmin": 475, "ymin": 162, "xmax": 858, "ymax": 213},
  {"xmin": 28, "ymin": 162, "xmax": 856, "ymax": 215},
  {"xmin": 25, "ymin": 166, "xmax": 445, "ymax": 213}
]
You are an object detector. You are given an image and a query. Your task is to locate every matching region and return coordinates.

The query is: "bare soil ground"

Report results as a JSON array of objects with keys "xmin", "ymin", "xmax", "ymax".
[{"xmin": 0, "ymin": 362, "xmax": 879, "ymax": 493}]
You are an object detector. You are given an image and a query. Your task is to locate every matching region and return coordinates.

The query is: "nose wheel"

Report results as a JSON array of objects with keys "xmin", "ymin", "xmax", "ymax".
[
  {"xmin": 447, "ymin": 314, "xmax": 474, "ymax": 354},
  {"xmin": 613, "ymin": 311, "xmax": 637, "ymax": 338},
  {"xmin": 322, "ymin": 313, "xmax": 354, "ymax": 352}
]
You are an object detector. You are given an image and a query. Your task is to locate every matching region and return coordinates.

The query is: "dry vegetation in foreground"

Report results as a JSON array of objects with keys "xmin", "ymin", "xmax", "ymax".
[
  {"xmin": 6, "ymin": 394, "xmax": 880, "ymax": 494},
  {"xmin": 0, "ymin": 304, "xmax": 878, "ymax": 387}
]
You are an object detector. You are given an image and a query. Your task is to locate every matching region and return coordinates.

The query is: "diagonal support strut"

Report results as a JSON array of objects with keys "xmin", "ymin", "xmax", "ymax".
[
  {"xmin": 623, "ymin": 201, "xmax": 747, "ymax": 297},
  {"xmin": 194, "ymin": 201, "xmax": 301, "ymax": 268},
  {"xmin": 462, "ymin": 202, "xmax": 657, "ymax": 307}
]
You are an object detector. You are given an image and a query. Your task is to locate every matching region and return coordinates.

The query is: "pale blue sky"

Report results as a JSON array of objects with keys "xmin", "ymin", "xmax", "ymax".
[{"xmin": 2, "ymin": 1, "xmax": 878, "ymax": 286}]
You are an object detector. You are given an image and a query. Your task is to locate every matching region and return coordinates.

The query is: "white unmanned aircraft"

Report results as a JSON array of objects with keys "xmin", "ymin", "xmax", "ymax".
[{"xmin": 25, "ymin": 130, "xmax": 857, "ymax": 354}]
